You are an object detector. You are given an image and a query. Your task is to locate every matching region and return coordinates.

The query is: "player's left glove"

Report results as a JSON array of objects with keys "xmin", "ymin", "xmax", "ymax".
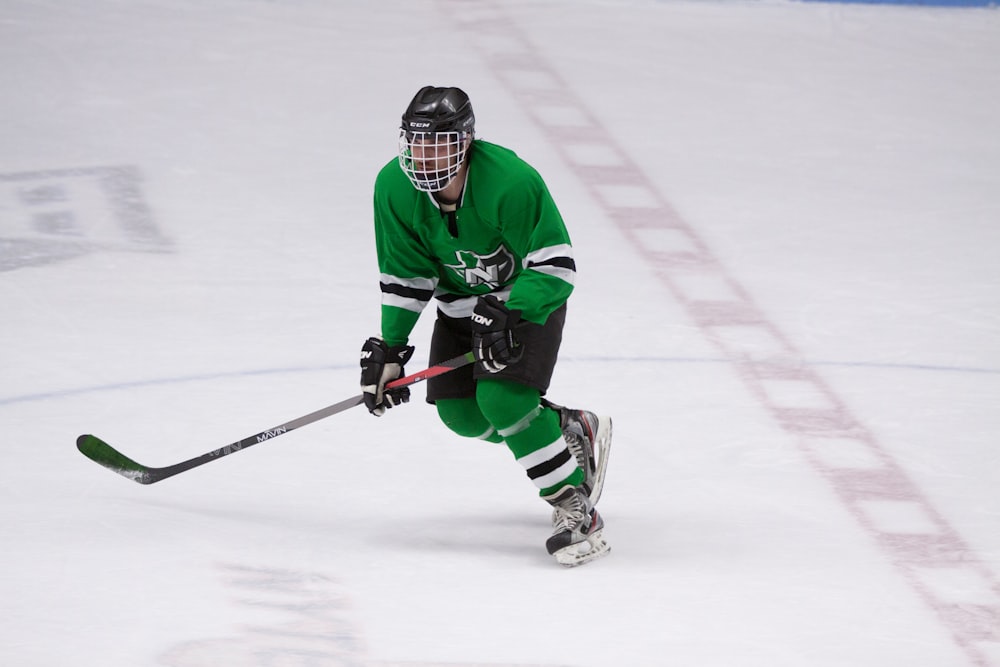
[
  {"xmin": 360, "ymin": 336, "xmax": 415, "ymax": 416},
  {"xmin": 471, "ymin": 295, "xmax": 524, "ymax": 373}
]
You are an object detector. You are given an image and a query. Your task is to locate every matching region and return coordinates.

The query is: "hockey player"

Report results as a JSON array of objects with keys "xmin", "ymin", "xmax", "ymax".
[{"xmin": 358, "ymin": 85, "xmax": 611, "ymax": 566}]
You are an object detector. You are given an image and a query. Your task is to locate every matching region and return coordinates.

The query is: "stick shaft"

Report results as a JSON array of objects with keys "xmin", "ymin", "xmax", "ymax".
[{"xmin": 77, "ymin": 351, "xmax": 475, "ymax": 484}]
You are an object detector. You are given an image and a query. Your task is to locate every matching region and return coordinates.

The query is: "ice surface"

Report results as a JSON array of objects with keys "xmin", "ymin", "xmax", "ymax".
[{"xmin": 2, "ymin": 1, "xmax": 999, "ymax": 665}]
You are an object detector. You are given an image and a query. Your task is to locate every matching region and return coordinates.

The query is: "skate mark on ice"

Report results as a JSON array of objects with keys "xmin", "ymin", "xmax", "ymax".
[
  {"xmin": 158, "ymin": 562, "xmax": 570, "ymax": 667},
  {"xmin": 0, "ymin": 165, "xmax": 170, "ymax": 271}
]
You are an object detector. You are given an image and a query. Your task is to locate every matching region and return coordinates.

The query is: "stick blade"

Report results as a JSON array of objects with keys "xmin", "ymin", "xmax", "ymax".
[{"xmin": 77, "ymin": 434, "xmax": 156, "ymax": 484}]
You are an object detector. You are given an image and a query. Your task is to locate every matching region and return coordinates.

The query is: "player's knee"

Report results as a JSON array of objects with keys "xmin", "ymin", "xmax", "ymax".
[
  {"xmin": 475, "ymin": 378, "xmax": 542, "ymax": 430},
  {"xmin": 436, "ymin": 397, "xmax": 497, "ymax": 440}
]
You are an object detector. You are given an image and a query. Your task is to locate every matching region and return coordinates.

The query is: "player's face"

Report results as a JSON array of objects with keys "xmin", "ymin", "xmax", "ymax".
[
  {"xmin": 398, "ymin": 129, "xmax": 471, "ymax": 192},
  {"xmin": 410, "ymin": 134, "xmax": 457, "ymax": 173}
]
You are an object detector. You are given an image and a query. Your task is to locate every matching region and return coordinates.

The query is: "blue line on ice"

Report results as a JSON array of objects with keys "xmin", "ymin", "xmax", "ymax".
[{"xmin": 2, "ymin": 357, "xmax": 997, "ymax": 407}]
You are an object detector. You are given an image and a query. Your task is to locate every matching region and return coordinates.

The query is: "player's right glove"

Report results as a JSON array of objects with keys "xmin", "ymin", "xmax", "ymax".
[
  {"xmin": 360, "ymin": 336, "xmax": 415, "ymax": 416},
  {"xmin": 471, "ymin": 295, "xmax": 524, "ymax": 373}
]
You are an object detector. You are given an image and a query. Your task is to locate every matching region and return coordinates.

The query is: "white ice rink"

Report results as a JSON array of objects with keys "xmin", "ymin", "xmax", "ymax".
[{"xmin": 2, "ymin": 1, "xmax": 999, "ymax": 665}]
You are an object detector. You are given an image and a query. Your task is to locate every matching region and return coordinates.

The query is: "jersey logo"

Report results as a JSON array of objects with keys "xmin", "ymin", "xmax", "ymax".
[{"xmin": 445, "ymin": 245, "xmax": 516, "ymax": 289}]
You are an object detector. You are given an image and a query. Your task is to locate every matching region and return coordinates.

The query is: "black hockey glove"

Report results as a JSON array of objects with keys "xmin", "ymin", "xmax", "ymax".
[
  {"xmin": 360, "ymin": 336, "xmax": 415, "ymax": 416},
  {"xmin": 471, "ymin": 295, "xmax": 524, "ymax": 373}
]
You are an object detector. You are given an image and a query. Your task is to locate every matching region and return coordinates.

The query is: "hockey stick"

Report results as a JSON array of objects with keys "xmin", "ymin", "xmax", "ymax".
[{"xmin": 77, "ymin": 351, "xmax": 475, "ymax": 485}]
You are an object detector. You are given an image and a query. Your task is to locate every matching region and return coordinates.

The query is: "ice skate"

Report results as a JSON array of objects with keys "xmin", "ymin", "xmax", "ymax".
[
  {"xmin": 543, "ymin": 485, "xmax": 610, "ymax": 567},
  {"xmin": 555, "ymin": 405, "xmax": 612, "ymax": 505}
]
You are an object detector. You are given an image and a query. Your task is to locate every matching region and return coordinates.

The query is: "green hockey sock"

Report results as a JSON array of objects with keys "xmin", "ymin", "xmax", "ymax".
[{"xmin": 476, "ymin": 378, "xmax": 583, "ymax": 495}]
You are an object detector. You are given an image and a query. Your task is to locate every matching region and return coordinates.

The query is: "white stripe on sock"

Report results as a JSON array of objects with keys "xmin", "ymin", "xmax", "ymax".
[{"xmin": 516, "ymin": 438, "xmax": 567, "ymax": 469}]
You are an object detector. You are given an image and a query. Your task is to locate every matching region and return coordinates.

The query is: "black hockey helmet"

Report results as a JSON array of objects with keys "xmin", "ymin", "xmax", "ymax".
[
  {"xmin": 398, "ymin": 86, "xmax": 476, "ymax": 192},
  {"xmin": 401, "ymin": 86, "xmax": 475, "ymax": 136}
]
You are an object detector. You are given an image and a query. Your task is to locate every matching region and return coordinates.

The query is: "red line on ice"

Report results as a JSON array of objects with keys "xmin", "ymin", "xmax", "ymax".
[{"xmin": 446, "ymin": 2, "xmax": 1000, "ymax": 664}]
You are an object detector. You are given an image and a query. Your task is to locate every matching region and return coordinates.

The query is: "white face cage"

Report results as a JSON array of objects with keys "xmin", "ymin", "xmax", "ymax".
[{"xmin": 398, "ymin": 130, "xmax": 471, "ymax": 192}]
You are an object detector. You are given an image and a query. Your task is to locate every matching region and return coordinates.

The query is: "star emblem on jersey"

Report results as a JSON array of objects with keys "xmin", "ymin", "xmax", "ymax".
[{"xmin": 445, "ymin": 245, "xmax": 516, "ymax": 289}]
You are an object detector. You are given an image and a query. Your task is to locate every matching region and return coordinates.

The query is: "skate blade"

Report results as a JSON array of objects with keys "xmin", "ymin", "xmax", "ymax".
[
  {"xmin": 552, "ymin": 529, "xmax": 610, "ymax": 567},
  {"xmin": 589, "ymin": 416, "xmax": 613, "ymax": 506}
]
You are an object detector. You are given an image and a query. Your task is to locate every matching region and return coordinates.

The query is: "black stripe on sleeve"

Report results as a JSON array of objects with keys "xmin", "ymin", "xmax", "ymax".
[
  {"xmin": 379, "ymin": 281, "xmax": 435, "ymax": 302},
  {"xmin": 527, "ymin": 256, "xmax": 576, "ymax": 271}
]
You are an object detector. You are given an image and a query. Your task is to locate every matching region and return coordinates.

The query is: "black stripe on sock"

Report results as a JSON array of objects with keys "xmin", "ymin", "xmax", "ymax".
[{"xmin": 526, "ymin": 448, "xmax": 573, "ymax": 481}]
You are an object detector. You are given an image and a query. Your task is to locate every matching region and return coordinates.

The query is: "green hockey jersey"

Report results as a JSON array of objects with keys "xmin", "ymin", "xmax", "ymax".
[{"xmin": 372, "ymin": 140, "xmax": 576, "ymax": 347}]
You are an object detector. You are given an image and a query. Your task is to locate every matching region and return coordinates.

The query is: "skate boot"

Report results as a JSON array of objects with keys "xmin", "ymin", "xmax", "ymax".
[
  {"xmin": 543, "ymin": 485, "xmax": 610, "ymax": 567},
  {"xmin": 554, "ymin": 405, "xmax": 612, "ymax": 505}
]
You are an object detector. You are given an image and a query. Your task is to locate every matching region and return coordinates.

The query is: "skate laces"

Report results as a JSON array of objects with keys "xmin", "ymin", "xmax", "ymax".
[
  {"xmin": 564, "ymin": 428, "xmax": 584, "ymax": 461},
  {"xmin": 551, "ymin": 490, "xmax": 588, "ymax": 533},
  {"xmin": 563, "ymin": 410, "xmax": 596, "ymax": 475}
]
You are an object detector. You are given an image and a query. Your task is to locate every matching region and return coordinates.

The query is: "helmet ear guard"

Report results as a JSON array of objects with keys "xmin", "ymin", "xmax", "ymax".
[{"xmin": 398, "ymin": 86, "xmax": 475, "ymax": 192}]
